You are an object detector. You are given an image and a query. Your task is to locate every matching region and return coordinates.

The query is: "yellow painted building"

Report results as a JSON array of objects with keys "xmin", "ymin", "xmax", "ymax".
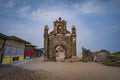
[
  {"xmin": 0, "ymin": 33, "xmax": 10, "ymax": 64},
  {"xmin": 0, "ymin": 33, "xmax": 30, "ymax": 64}
]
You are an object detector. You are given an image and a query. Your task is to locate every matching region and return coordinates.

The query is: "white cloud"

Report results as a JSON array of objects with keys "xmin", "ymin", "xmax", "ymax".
[
  {"xmin": 30, "ymin": 9, "xmax": 73, "ymax": 21},
  {"xmin": 16, "ymin": 0, "xmax": 105, "ymax": 23},
  {"xmin": 16, "ymin": 4, "xmax": 77, "ymax": 22},
  {"xmin": 4, "ymin": 0, "xmax": 15, "ymax": 8},
  {"xmin": 17, "ymin": 6, "xmax": 31, "ymax": 17},
  {"xmin": 73, "ymin": 0, "xmax": 104, "ymax": 14}
]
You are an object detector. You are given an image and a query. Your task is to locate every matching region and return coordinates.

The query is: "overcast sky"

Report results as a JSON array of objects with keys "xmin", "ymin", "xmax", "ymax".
[{"xmin": 0, "ymin": 0, "xmax": 120, "ymax": 53}]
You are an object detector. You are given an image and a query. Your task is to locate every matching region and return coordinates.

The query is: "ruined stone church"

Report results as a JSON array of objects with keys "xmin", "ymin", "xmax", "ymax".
[{"xmin": 44, "ymin": 17, "xmax": 76, "ymax": 60}]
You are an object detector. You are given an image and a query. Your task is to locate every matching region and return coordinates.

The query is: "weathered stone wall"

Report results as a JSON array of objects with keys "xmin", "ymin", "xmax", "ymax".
[
  {"xmin": 44, "ymin": 17, "xmax": 77, "ymax": 60},
  {"xmin": 82, "ymin": 47, "xmax": 110, "ymax": 62},
  {"xmin": 94, "ymin": 50, "xmax": 110, "ymax": 62},
  {"xmin": 48, "ymin": 34, "xmax": 72, "ymax": 59}
]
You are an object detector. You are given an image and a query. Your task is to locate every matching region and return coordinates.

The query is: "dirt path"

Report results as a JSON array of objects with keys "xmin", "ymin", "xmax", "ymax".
[
  {"xmin": 19, "ymin": 57, "xmax": 120, "ymax": 80},
  {"xmin": 0, "ymin": 66, "xmax": 53, "ymax": 80}
]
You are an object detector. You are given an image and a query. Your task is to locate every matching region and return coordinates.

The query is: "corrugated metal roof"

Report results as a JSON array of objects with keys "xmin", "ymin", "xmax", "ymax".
[
  {"xmin": 10, "ymin": 36, "xmax": 31, "ymax": 44},
  {"xmin": 0, "ymin": 33, "xmax": 31, "ymax": 44},
  {"xmin": 25, "ymin": 44, "xmax": 37, "ymax": 47},
  {"xmin": 0, "ymin": 33, "xmax": 10, "ymax": 39}
]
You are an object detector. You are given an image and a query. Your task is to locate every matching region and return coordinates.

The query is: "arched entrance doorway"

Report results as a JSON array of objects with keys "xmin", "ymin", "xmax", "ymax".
[{"xmin": 55, "ymin": 45, "xmax": 65, "ymax": 61}]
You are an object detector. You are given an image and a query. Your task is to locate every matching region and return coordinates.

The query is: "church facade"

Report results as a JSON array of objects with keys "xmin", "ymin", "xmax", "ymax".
[{"xmin": 44, "ymin": 17, "xmax": 76, "ymax": 60}]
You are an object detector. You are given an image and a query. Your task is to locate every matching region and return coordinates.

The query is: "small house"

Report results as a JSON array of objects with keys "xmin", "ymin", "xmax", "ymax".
[
  {"xmin": 25, "ymin": 44, "xmax": 36, "ymax": 59},
  {"xmin": 36, "ymin": 48, "xmax": 44, "ymax": 57},
  {"xmin": 1, "ymin": 34, "xmax": 30, "ymax": 64}
]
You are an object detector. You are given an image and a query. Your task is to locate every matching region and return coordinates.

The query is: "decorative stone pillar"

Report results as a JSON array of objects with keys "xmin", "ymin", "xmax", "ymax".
[
  {"xmin": 72, "ymin": 25, "xmax": 77, "ymax": 56},
  {"xmin": 44, "ymin": 25, "xmax": 49, "ymax": 58}
]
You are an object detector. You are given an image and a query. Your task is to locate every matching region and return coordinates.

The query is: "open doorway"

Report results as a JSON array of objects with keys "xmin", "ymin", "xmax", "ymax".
[{"xmin": 55, "ymin": 45, "xmax": 65, "ymax": 61}]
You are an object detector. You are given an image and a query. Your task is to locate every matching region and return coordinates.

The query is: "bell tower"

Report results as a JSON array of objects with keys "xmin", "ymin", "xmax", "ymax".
[{"xmin": 53, "ymin": 17, "xmax": 67, "ymax": 34}]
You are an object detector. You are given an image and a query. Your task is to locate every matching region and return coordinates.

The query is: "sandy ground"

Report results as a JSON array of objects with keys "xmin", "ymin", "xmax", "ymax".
[
  {"xmin": 0, "ymin": 65, "xmax": 52, "ymax": 80},
  {"xmin": 19, "ymin": 57, "xmax": 120, "ymax": 80}
]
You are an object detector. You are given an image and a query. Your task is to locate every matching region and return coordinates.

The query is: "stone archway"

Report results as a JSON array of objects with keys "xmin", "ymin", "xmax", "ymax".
[
  {"xmin": 54, "ymin": 45, "xmax": 66, "ymax": 61},
  {"xmin": 44, "ymin": 17, "xmax": 77, "ymax": 61}
]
